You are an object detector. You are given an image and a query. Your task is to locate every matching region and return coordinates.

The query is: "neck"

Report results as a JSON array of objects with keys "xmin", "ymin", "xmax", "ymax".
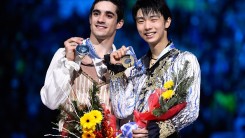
[
  {"xmin": 150, "ymin": 39, "xmax": 170, "ymax": 59},
  {"xmin": 89, "ymin": 35, "xmax": 114, "ymax": 58}
]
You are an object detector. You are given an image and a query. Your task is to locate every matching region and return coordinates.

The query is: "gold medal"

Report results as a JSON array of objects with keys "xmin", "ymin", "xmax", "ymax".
[{"xmin": 121, "ymin": 55, "xmax": 135, "ymax": 68}]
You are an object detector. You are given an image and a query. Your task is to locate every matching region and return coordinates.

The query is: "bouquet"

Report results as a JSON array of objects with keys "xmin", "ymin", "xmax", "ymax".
[
  {"xmin": 134, "ymin": 61, "xmax": 194, "ymax": 128},
  {"xmin": 45, "ymin": 84, "xmax": 117, "ymax": 138}
]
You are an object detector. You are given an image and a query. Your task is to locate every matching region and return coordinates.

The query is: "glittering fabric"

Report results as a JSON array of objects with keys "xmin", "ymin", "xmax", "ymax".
[{"xmin": 110, "ymin": 43, "xmax": 201, "ymax": 132}]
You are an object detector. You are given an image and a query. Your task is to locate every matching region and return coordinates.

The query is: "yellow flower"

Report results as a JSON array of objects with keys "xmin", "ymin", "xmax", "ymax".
[
  {"xmin": 162, "ymin": 90, "xmax": 175, "ymax": 100},
  {"xmin": 82, "ymin": 131, "xmax": 96, "ymax": 138},
  {"xmin": 80, "ymin": 113, "xmax": 96, "ymax": 129},
  {"xmin": 90, "ymin": 110, "xmax": 103, "ymax": 124},
  {"xmin": 83, "ymin": 126, "xmax": 95, "ymax": 132},
  {"xmin": 163, "ymin": 80, "xmax": 174, "ymax": 89}
]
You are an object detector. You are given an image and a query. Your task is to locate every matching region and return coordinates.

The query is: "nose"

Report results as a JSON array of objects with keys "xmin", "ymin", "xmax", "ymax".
[
  {"xmin": 144, "ymin": 20, "xmax": 152, "ymax": 30},
  {"xmin": 97, "ymin": 14, "xmax": 105, "ymax": 23}
]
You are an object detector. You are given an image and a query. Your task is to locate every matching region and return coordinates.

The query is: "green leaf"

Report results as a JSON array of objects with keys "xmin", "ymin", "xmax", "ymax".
[
  {"xmin": 153, "ymin": 108, "xmax": 164, "ymax": 117},
  {"xmin": 166, "ymin": 97, "xmax": 178, "ymax": 107},
  {"xmin": 159, "ymin": 96, "xmax": 166, "ymax": 106},
  {"xmin": 161, "ymin": 104, "xmax": 169, "ymax": 113}
]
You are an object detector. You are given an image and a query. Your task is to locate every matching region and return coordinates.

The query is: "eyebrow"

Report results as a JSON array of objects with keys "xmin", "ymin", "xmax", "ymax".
[
  {"xmin": 92, "ymin": 9, "xmax": 115, "ymax": 16},
  {"xmin": 136, "ymin": 14, "xmax": 160, "ymax": 20},
  {"xmin": 136, "ymin": 17, "xmax": 144, "ymax": 20},
  {"xmin": 149, "ymin": 14, "xmax": 161, "ymax": 18}
]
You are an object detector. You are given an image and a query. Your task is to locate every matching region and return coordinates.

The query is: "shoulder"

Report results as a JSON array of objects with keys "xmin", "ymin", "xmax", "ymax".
[
  {"xmin": 172, "ymin": 50, "xmax": 200, "ymax": 71},
  {"xmin": 53, "ymin": 48, "xmax": 66, "ymax": 56},
  {"xmin": 177, "ymin": 50, "xmax": 199, "ymax": 63}
]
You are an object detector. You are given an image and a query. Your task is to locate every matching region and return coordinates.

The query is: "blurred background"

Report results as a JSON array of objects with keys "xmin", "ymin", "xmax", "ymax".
[{"xmin": 1, "ymin": 0, "xmax": 245, "ymax": 137}]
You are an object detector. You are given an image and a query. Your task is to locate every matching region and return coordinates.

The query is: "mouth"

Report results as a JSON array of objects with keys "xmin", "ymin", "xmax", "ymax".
[
  {"xmin": 95, "ymin": 25, "xmax": 107, "ymax": 29},
  {"xmin": 144, "ymin": 32, "xmax": 156, "ymax": 38}
]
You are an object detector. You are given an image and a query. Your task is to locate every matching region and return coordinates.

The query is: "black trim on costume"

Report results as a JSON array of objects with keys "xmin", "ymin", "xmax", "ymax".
[
  {"xmin": 103, "ymin": 54, "xmax": 126, "ymax": 74},
  {"xmin": 80, "ymin": 62, "xmax": 94, "ymax": 67}
]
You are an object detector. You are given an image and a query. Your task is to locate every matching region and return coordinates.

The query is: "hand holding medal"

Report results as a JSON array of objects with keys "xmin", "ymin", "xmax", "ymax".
[
  {"xmin": 64, "ymin": 37, "xmax": 84, "ymax": 61},
  {"xmin": 110, "ymin": 46, "xmax": 137, "ymax": 68}
]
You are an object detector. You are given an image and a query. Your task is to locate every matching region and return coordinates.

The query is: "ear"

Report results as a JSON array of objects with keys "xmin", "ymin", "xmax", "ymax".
[
  {"xmin": 165, "ymin": 17, "xmax": 171, "ymax": 29},
  {"xmin": 116, "ymin": 19, "xmax": 124, "ymax": 29}
]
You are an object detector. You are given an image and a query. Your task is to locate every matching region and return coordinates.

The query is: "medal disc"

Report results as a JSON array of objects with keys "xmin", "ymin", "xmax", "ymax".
[
  {"xmin": 76, "ymin": 44, "xmax": 89, "ymax": 58},
  {"xmin": 121, "ymin": 55, "xmax": 134, "ymax": 68}
]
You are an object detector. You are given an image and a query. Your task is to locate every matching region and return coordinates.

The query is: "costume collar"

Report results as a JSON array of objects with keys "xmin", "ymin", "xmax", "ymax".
[
  {"xmin": 82, "ymin": 38, "xmax": 116, "ymax": 79},
  {"xmin": 154, "ymin": 42, "xmax": 175, "ymax": 63},
  {"xmin": 84, "ymin": 38, "xmax": 116, "ymax": 60}
]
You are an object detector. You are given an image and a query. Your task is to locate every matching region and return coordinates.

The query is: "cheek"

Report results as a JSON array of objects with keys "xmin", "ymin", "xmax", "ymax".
[{"xmin": 137, "ymin": 25, "xmax": 144, "ymax": 33}]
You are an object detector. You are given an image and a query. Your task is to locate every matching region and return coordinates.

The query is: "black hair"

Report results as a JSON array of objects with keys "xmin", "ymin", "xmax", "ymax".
[
  {"xmin": 89, "ymin": 0, "xmax": 124, "ymax": 22},
  {"xmin": 132, "ymin": 0, "xmax": 172, "ymax": 22}
]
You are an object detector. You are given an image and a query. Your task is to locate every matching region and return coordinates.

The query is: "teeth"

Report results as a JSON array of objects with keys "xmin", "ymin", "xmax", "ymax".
[
  {"xmin": 96, "ymin": 25, "xmax": 106, "ymax": 28},
  {"xmin": 145, "ymin": 33, "xmax": 154, "ymax": 36}
]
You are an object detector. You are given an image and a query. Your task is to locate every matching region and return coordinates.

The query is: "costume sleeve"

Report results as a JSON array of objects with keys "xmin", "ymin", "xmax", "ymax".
[
  {"xmin": 109, "ymin": 71, "xmax": 136, "ymax": 119},
  {"xmin": 40, "ymin": 48, "xmax": 80, "ymax": 110},
  {"xmin": 153, "ymin": 52, "xmax": 201, "ymax": 137}
]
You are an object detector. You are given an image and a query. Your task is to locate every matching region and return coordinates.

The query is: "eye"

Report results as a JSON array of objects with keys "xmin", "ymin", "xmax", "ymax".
[
  {"xmin": 137, "ymin": 19, "xmax": 144, "ymax": 24},
  {"xmin": 107, "ymin": 14, "xmax": 113, "ymax": 19},
  {"xmin": 151, "ymin": 17, "xmax": 159, "ymax": 22},
  {"xmin": 93, "ymin": 11, "xmax": 100, "ymax": 16}
]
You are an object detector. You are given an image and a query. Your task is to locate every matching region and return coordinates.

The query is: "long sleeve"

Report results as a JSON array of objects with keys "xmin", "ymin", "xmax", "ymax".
[
  {"xmin": 40, "ymin": 48, "xmax": 80, "ymax": 110},
  {"xmin": 156, "ymin": 52, "xmax": 201, "ymax": 137},
  {"xmin": 110, "ymin": 72, "xmax": 136, "ymax": 119},
  {"xmin": 170, "ymin": 52, "xmax": 201, "ymax": 130}
]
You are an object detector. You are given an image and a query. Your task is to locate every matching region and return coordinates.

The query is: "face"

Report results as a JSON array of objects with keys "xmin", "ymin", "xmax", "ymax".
[
  {"xmin": 135, "ymin": 9, "xmax": 171, "ymax": 46},
  {"xmin": 89, "ymin": 1, "xmax": 123, "ymax": 40}
]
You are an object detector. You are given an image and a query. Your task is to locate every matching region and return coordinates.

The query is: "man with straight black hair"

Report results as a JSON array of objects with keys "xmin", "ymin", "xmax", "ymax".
[{"xmin": 107, "ymin": 0, "xmax": 201, "ymax": 137}]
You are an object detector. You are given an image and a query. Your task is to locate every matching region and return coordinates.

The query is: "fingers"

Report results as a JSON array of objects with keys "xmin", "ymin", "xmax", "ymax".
[
  {"xmin": 110, "ymin": 45, "xmax": 131, "ymax": 64},
  {"xmin": 115, "ymin": 45, "xmax": 128, "ymax": 58},
  {"xmin": 120, "ymin": 45, "xmax": 128, "ymax": 55},
  {"xmin": 65, "ymin": 37, "xmax": 84, "ymax": 45},
  {"xmin": 64, "ymin": 37, "xmax": 84, "ymax": 61},
  {"xmin": 110, "ymin": 51, "xmax": 121, "ymax": 64},
  {"xmin": 132, "ymin": 128, "xmax": 148, "ymax": 138},
  {"xmin": 64, "ymin": 37, "xmax": 83, "ymax": 48}
]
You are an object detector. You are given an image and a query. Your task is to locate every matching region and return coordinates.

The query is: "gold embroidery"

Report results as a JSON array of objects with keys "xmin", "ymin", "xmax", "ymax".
[
  {"xmin": 110, "ymin": 72, "xmax": 125, "ymax": 80},
  {"xmin": 137, "ymin": 50, "xmax": 179, "ymax": 112},
  {"xmin": 157, "ymin": 120, "xmax": 176, "ymax": 138}
]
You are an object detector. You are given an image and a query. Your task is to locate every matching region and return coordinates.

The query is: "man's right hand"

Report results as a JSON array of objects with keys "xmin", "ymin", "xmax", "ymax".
[
  {"xmin": 110, "ymin": 45, "xmax": 128, "ymax": 65},
  {"xmin": 132, "ymin": 127, "xmax": 148, "ymax": 138},
  {"xmin": 64, "ymin": 37, "xmax": 83, "ymax": 61}
]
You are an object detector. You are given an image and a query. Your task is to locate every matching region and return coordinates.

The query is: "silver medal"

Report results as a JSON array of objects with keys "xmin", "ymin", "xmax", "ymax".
[{"xmin": 76, "ymin": 44, "xmax": 89, "ymax": 59}]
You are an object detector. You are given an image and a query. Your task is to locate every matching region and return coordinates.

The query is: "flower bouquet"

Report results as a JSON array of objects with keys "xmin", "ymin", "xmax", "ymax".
[
  {"xmin": 45, "ymin": 84, "xmax": 117, "ymax": 138},
  {"xmin": 134, "ymin": 61, "xmax": 194, "ymax": 128}
]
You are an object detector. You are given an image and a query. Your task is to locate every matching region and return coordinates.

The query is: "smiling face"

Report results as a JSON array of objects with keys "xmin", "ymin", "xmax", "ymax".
[
  {"xmin": 135, "ymin": 9, "xmax": 171, "ymax": 47},
  {"xmin": 89, "ymin": 1, "xmax": 123, "ymax": 41}
]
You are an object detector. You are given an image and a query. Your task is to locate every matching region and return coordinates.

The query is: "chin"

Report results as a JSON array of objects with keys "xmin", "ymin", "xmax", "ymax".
[
  {"xmin": 144, "ymin": 38, "xmax": 156, "ymax": 44},
  {"xmin": 95, "ymin": 35, "xmax": 107, "ymax": 40}
]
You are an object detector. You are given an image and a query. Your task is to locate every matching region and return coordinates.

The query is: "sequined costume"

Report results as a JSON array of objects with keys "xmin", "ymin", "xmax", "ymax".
[{"xmin": 110, "ymin": 42, "xmax": 201, "ymax": 137}]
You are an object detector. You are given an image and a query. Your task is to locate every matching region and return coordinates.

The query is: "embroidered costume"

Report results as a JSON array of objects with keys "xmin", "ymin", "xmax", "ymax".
[
  {"xmin": 40, "ymin": 38, "xmax": 116, "ymax": 135},
  {"xmin": 110, "ymin": 42, "xmax": 201, "ymax": 137}
]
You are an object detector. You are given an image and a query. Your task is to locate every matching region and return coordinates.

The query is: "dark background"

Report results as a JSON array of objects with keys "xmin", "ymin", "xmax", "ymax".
[{"xmin": 1, "ymin": 0, "xmax": 245, "ymax": 137}]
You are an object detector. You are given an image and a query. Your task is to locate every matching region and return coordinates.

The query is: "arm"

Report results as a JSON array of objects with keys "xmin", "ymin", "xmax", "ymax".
[
  {"xmin": 104, "ymin": 46, "xmax": 137, "ymax": 119},
  {"xmin": 110, "ymin": 72, "xmax": 136, "ymax": 119},
  {"xmin": 148, "ymin": 52, "xmax": 201, "ymax": 137},
  {"xmin": 40, "ymin": 48, "xmax": 80, "ymax": 110}
]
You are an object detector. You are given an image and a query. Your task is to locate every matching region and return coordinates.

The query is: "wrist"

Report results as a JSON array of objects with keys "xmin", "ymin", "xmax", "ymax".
[{"xmin": 104, "ymin": 54, "xmax": 126, "ymax": 74}]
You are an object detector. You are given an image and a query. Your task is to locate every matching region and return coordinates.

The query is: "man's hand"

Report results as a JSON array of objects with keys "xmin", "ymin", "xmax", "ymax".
[
  {"xmin": 132, "ymin": 127, "xmax": 148, "ymax": 138},
  {"xmin": 64, "ymin": 37, "xmax": 83, "ymax": 61},
  {"xmin": 110, "ymin": 45, "xmax": 128, "ymax": 65}
]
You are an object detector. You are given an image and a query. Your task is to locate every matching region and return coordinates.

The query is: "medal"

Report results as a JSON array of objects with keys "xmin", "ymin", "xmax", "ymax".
[
  {"xmin": 120, "ymin": 46, "xmax": 137, "ymax": 68},
  {"xmin": 76, "ymin": 44, "xmax": 89, "ymax": 59},
  {"xmin": 121, "ymin": 55, "xmax": 135, "ymax": 68}
]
